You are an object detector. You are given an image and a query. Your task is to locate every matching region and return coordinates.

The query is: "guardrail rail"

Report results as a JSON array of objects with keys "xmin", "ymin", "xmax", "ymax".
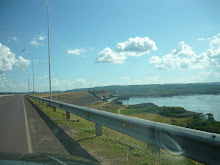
[{"xmin": 28, "ymin": 95, "xmax": 220, "ymax": 165}]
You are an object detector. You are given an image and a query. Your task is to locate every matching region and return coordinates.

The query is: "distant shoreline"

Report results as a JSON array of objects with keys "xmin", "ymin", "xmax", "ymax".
[{"xmin": 118, "ymin": 93, "xmax": 220, "ymax": 100}]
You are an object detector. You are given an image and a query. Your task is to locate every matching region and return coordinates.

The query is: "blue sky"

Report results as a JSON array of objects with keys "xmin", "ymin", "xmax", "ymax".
[{"xmin": 0, "ymin": 0, "xmax": 220, "ymax": 92}]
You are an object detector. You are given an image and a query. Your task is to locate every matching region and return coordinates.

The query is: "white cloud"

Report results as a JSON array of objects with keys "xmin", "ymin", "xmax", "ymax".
[
  {"xmin": 16, "ymin": 56, "xmax": 30, "ymax": 71},
  {"xmin": 121, "ymin": 77, "xmax": 130, "ymax": 80},
  {"xmin": 96, "ymin": 36, "xmax": 157, "ymax": 63},
  {"xmin": 149, "ymin": 41, "xmax": 213, "ymax": 70},
  {"xmin": 200, "ymin": 33, "xmax": 220, "ymax": 71},
  {"xmin": 30, "ymin": 35, "xmax": 46, "ymax": 47},
  {"xmin": 0, "ymin": 43, "xmax": 30, "ymax": 74},
  {"xmin": 38, "ymin": 36, "xmax": 46, "ymax": 41},
  {"xmin": 149, "ymin": 41, "xmax": 197, "ymax": 70},
  {"xmin": 30, "ymin": 40, "xmax": 40, "ymax": 47},
  {"xmin": 96, "ymin": 47, "xmax": 127, "ymax": 64},
  {"xmin": 67, "ymin": 49, "xmax": 86, "ymax": 55},
  {"xmin": 149, "ymin": 33, "xmax": 220, "ymax": 80},
  {"xmin": 209, "ymin": 33, "xmax": 220, "ymax": 50},
  {"xmin": 0, "ymin": 43, "xmax": 17, "ymax": 74},
  {"xmin": 116, "ymin": 36, "xmax": 157, "ymax": 56}
]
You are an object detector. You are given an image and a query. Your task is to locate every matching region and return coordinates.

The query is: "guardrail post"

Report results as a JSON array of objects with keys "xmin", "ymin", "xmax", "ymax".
[
  {"xmin": 95, "ymin": 123, "xmax": 102, "ymax": 136},
  {"xmin": 42, "ymin": 101, "xmax": 44, "ymax": 105},
  {"xmin": 147, "ymin": 143, "xmax": 160, "ymax": 157},
  {"xmin": 53, "ymin": 107, "xmax": 56, "ymax": 112},
  {"xmin": 66, "ymin": 112, "xmax": 70, "ymax": 119}
]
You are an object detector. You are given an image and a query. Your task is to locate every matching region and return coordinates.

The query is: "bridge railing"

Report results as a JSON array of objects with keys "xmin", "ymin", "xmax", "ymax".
[{"xmin": 28, "ymin": 95, "xmax": 220, "ymax": 164}]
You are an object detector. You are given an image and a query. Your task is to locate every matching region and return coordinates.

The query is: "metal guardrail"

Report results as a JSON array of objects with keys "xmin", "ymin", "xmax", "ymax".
[{"xmin": 28, "ymin": 95, "xmax": 220, "ymax": 164}]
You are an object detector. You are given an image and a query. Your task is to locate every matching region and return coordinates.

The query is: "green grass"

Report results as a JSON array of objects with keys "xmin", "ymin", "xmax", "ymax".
[
  {"xmin": 37, "ymin": 92, "xmax": 124, "ymax": 114},
  {"xmin": 27, "ymin": 96, "xmax": 202, "ymax": 165},
  {"xmin": 127, "ymin": 113, "xmax": 187, "ymax": 125}
]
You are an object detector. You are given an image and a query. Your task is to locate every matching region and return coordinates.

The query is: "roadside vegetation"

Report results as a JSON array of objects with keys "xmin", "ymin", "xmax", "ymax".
[
  {"xmin": 121, "ymin": 103, "xmax": 220, "ymax": 134},
  {"xmin": 32, "ymin": 92, "xmax": 203, "ymax": 164},
  {"xmin": 36, "ymin": 92, "xmax": 220, "ymax": 134}
]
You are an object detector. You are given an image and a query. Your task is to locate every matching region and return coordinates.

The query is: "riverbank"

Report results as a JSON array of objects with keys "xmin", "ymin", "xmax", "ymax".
[{"xmin": 118, "ymin": 94, "xmax": 220, "ymax": 121}]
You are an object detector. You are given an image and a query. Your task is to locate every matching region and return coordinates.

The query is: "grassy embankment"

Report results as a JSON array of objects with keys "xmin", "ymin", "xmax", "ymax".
[
  {"xmin": 121, "ymin": 103, "xmax": 220, "ymax": 134},
  {"xmin": 36, "ymin": 92, "xmax": 188, "ymax": 126},
  {"xmin": 37, "ymin": 92, "xmax": 123, "ymax": 113},
  {"xmin": 32, "ymin": 92, "xmax": 202, "ymax": 165}
]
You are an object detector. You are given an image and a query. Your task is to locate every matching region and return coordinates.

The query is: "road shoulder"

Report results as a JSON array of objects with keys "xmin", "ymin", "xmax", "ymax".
[{"xmin": 24, "ymin": 96, "xmax": 69, "ymax": 155}]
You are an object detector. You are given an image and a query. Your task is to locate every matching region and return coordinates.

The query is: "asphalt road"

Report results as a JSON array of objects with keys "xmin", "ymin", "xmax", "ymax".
[
  {"xmin": 0, "ymin": 95, "xmax": 68, "ymax": 154},
  {"xmin": 0, "ymin": 95, "xmax": 30, "ymax": 153}
]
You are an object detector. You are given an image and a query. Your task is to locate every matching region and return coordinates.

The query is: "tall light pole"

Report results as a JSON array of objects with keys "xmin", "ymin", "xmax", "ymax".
[
  {"xmin": 28, "ymin": 71, "xmax": 30, "ymax": 94},
  {"xmin": 45, "ymin": 0, "xmax": 52, "ymax": 100},
  {"xmin": 22, "ymin": 49, "xmax": 35, "ymax": 96}
]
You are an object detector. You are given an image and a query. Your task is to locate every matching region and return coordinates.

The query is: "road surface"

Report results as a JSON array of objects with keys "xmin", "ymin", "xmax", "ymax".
[{"xmin": 0, "ymin": 95, "xmax": 68, "ymax": 154}]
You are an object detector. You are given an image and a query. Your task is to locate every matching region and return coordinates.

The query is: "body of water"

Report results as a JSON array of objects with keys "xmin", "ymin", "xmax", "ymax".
[{"xmin": 119, "ymin": 94, "xmax": 220, "ymax": 121}]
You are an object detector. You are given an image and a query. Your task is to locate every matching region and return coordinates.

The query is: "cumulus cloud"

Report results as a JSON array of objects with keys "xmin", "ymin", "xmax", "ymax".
[
  {"xmin": 0, "ymin": 43, "xmax": 30, "ymax": 74},
  {"xmin": 96, "ymin": 36, "xmax": 157, "ymax": 63},
  {"xmin": 149, "ymin": 41, "xmax": 198, "ymax": 70},
  {"xmin": 149, "ymin": 40, "xmax": 214, "ymax": 70},
  {"xmin": 16, "ymin": 56, "xmax": 30, "ymax": 71},
  {"xmin": 202, "ymin": 33, "xmax": 220, "ymax": 70},
  {"xmin": 116, "ymin": 37, "xmax": 157, "ymax": 55},
  {"xmin": 0, "ymin": 43, "xmax": 17, "ymax": 74},
  {"xmin": 67, "ymin": 49, "xmax": 86, "ymax": 55},
  {"xmin": 209, "ymin": 33, "xmax": 220, "ymax": 50},
  {"xmin": 30, "ymin": 35, "xmax": 46, "ymax": 47},
  {"xmin": 96, "ymin": 47, "xmax": 127, "ymax": 64},
  {"xmin": 149, "ymin": 33, "xmax": 220, "ymax": 80}
]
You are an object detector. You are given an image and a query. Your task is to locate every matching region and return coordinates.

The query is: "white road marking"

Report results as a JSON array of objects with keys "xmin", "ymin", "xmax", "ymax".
[
  {"xmin": 23, "ymin": 97, "xmax": 33, "ymax": 153},
  {"xmin": 0, "ymin": 95, "xmax": 13, "ymax": 97}
]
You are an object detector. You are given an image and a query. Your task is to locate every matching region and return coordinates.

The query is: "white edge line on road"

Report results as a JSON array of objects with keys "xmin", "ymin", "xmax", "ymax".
[{"xmin": 23, "ymin": 97, "xmax": 33, "ymax": 153}]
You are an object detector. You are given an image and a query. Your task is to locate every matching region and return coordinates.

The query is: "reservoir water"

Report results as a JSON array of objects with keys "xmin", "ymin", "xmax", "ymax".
[{"xmin": 119, "ymin": 94, "xmax": 220, "ymax": 121}]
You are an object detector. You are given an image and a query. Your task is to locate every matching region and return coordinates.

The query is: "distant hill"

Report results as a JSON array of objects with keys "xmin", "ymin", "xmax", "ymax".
[{"xmin": 64, "ymin": 82, "xmax": 220, "ymax": 97}]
